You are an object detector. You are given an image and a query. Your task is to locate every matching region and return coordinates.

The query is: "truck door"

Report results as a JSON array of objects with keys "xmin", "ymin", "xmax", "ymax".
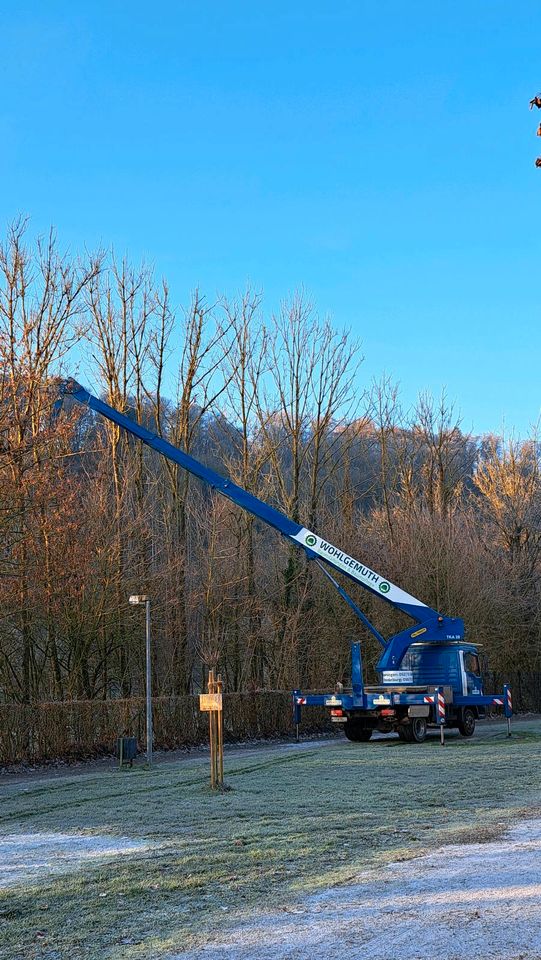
[{"xmin": 461, "ymin": 650, "xmax": 483, "ymax": 695}]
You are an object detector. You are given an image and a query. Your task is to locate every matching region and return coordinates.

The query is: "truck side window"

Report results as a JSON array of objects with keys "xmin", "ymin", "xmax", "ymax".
[{"xmin": 464, "ymin": 652, "xmax": 480, "ymax": 675}]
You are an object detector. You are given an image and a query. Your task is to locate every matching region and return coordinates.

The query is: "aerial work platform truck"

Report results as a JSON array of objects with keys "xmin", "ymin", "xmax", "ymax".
[{"xmin": 58, "ymin": 380, "xmax": 512, "ymax": 744}]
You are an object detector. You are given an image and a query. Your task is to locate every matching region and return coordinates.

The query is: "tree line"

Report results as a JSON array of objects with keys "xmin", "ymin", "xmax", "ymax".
[{"xmin": 1, "ymin": 219, "xmax": 540, "ymax": 705}]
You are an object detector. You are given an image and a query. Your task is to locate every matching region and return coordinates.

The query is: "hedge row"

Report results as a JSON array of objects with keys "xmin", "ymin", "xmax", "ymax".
[
  {"xmin": 0, "ymin": 692, "xmax": 331, "ymax": 765},
  {"xmin": 1, "ymin": 671, "xmax": 538, "ymax": 766}
]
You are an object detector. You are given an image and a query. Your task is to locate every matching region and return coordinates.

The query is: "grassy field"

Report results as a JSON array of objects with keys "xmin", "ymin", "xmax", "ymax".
[{"xmin": 1, "ymin": 720, "xmax": 541, "ymax": 960}]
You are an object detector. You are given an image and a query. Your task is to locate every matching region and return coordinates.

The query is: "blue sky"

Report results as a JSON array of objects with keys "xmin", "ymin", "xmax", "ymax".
[{"xmin": 1, "ymin": 1, "xmax": 540, "ymax": 436}]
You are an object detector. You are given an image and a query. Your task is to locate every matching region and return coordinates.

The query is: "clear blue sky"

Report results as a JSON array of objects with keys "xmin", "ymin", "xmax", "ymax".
[{"xmin": 1, "ymin": 1, "xmax": 540, "ymax": 436}]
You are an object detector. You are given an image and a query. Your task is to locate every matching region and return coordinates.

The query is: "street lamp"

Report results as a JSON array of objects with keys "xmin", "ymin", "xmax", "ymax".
[{"xmin": 129, "ymin": 594, "xmax": 153, "ymax": 767}]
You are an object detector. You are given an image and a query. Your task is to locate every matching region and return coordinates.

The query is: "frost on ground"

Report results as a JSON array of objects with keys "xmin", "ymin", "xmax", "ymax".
[
  {"xmin": 0, "ymin": 833, "xmax": 151, "ymax": 888},
  {"xmin": 177, "ymin": 820, "xmax": 541, "ymax": 960}
]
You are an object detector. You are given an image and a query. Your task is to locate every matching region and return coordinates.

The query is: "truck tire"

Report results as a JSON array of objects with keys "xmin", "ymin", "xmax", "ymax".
[
  {"xmin": 344, "ymin": 722, "xmax": 373, "ymax": 742},
  {"xmin": 457, "ymin": 708, "xmax": 476, "ymax": 738},
  {"xmin": 400, "ymin": 717, "xmax": 427, "ymax": 743}
]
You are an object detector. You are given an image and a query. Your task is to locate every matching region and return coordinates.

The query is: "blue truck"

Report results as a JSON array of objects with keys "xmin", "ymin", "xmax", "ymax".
[{"xmin": 59, "ymin": 380, "xmax": 512, "ymax": 744}]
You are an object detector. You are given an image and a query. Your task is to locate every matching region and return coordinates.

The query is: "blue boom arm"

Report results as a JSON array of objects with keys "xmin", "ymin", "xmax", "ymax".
[{"xmin": 59, "ymin": 380, "xmax": 463, "ymax": 663}]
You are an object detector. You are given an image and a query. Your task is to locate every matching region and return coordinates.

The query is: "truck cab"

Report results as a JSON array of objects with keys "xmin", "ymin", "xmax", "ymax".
[{"xmin": 398, "ymin": 641, "xmax": 484, "ymax": 700}]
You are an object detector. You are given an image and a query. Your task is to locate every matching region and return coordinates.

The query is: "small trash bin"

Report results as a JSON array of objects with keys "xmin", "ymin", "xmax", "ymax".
[{"xmin": 116, "ymin": 736, "xmax": 137, "ymax": 767}]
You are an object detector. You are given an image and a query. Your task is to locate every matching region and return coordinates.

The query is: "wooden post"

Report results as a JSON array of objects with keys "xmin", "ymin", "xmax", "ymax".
[
  {"xmin": 199, "ymin": 670, "xmax": 225, "ymax": 789},
  {"xmin": 208, "ymin": 669, "xmax": 216, "ymax": 789},
  {"xmin": 217, "ymin": 674, "xmax": 224, "ymax": 787}
]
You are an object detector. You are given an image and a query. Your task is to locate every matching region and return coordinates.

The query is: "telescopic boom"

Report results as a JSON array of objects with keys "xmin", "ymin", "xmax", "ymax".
[{"xmin": 59, "ymin": 379, "xmax": 462, "ymax": 665}]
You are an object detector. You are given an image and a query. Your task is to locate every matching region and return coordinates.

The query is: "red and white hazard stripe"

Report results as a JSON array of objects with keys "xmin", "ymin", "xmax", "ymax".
[
  {"xmin": 491, "ymin": 698, "xmax": 503, "ymax": 705},
  {"xmin": 506, "ymin": 688, "xmax": 513, "ymax": 711},
  {"xmin": 424, "ymin": 695, "xmax": 434, "ymax": 704},
  {"xmin": 296, "ymin": 697, "xmax": 306, "ymax": 705},
  {"xmin": 436, "ymin": 690, "xmax": 446, "ymax": 722}
]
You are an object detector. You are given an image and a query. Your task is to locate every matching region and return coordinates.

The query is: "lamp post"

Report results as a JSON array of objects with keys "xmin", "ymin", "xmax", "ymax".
[{"xmin": 129, "ymin": 595, "xmax": 153, "ymax": 767}]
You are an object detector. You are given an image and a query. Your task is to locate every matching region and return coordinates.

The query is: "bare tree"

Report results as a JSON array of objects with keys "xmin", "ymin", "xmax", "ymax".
[
  {"xmin": 150, "ymin": 292, "xmax": 232, "ymax": 692},
  {"xmin": 255, "ymin": 293, "xmax": 363, "ymax": 686},
  {"xmin": 0, "ymin": 218, "xmax": 99, "ymax": 701},
  {"xmin": 86, "ymin": 255, "xmax": 159, "ymax": 694}
]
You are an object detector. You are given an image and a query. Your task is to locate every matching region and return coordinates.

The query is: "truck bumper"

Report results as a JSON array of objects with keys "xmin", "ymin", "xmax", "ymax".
[{"xmin": 293, "ymin": 686, "xmax": 513, "ymax": 726}]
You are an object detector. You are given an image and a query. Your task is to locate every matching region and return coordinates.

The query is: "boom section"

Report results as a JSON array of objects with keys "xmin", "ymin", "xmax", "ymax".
[{"xmin": 61, "ymin": 380, "xmax": 437, "ymax": 623}]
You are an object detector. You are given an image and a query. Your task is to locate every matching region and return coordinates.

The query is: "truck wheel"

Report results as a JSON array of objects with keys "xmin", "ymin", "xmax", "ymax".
[
  {"xmin": 457, "ymin": 708, "xmax": 476, "ymax": 738},
  {"xmin": 401, "ymin": 718, "xmax": 427, "ymax": 743},
  {"xmin": 344, "ymin": 722, "xmax": 373, "ymax": 742}
]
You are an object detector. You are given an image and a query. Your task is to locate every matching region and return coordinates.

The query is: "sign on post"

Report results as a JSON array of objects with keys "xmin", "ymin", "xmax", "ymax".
[
  {"xmin": 199, "ymin": 693, "xmax": 223, "ymax": 712},
  {"xmin": 200, "ymin": 670, "xmax": 225, "ymax": 789}
]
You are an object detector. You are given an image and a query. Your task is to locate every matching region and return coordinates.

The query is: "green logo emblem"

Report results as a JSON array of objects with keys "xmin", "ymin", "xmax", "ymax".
[
  {"xmin": 305, "ymin": 534, "xmax": 317, "ymax": 547},
  {"xmin": 379, "ymin": 581, "xmax": 390, "ymax": 594}
]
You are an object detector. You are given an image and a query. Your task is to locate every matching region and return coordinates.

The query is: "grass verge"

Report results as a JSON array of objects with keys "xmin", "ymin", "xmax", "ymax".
[{"xmin": 1, "ymin": 719, "xmax": 540, "ymax": 960}]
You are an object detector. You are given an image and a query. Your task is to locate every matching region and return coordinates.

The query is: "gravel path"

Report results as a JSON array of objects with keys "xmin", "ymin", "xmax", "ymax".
[{"xmin": 176, "ymin": 819, "xmax": 541, "ymax": 960}]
